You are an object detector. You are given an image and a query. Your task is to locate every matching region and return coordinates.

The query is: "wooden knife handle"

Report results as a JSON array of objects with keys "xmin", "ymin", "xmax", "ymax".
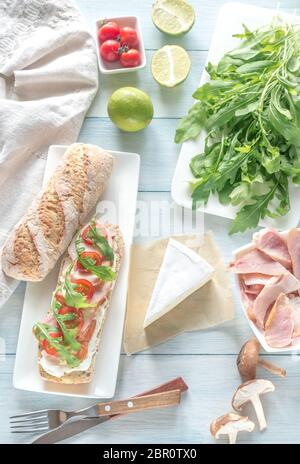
[{"xmin": 96, "ymin": 389, "xmax": 181, "ymax": 416}]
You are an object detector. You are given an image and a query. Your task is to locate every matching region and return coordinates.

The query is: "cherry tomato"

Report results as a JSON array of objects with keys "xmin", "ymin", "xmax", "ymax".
[
  {"xmin": 76, "ymin": 341, "xmax": 88, "ymax": 361},
  {"xmin": 77, "ymin": 319, "xmax": 96, "ymax": 343},
  {"xmin": 72, "ymin": 278, "xmax": 95, "ymax": 300},
  {"xmin": 119, "ymin": 27, "xmax": 138, "ymax": 48},
  {"xmin": 58, "ymin": 307, "xmax": 84, "ymax": 330},
  {"xmin": 81, "ymin": 225, "xmax": 93, "ymax": 245},
  {"xmin": 76, "ymin": 251, "xmax": 103, "ymax": 273},
  {"xmin": 98, "ymin": 21, "xmax": 120, "ymax": 43},
  {"xmin": 100, "ymin": 40, "xmax": 120, "ymax": 62},
  {"xmin": 120, "ymin": 49, "xmax": 140, "ymax": 68},
  {"xmin": 42, "ymin": 331, "xmax": 62, "ymax": 357}
]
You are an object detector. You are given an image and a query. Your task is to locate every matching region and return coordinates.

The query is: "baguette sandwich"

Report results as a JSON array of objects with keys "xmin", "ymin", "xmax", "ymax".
[
  {"xmin": 2, "ymin": 144, "xmax": 113, "ymax": 282},
  {"xmin": 33, "ymin": 218, "xmax": 124, "ymax": 384}
]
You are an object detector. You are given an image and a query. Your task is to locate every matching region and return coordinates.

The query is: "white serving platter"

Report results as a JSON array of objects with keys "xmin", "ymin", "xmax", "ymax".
[
  {"xmin": 171, "ymin": 2, "xmax": 300, "ymax": 230},
  {"xmin": 13, "ymin": 146, "xmax": 140, "ymax": 398},
  {"xmin": 233, "ymin": 229, "xmax": 300, "ymax": 353}
]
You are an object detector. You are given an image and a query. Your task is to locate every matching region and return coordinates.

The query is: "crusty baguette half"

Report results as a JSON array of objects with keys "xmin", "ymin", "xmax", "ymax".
[
  {"xmin": 38, "ymin": 223, "xmax": 124, "ymax": 384},
  {"xmin": 2, "ymin": 144, "xmax": 113, "ymax": 282}
]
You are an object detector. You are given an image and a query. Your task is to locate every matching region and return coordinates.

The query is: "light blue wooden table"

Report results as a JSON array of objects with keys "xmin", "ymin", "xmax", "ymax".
[{"xmin": 1, "ymin": 0, "xmax": 300, "ymax": 445}]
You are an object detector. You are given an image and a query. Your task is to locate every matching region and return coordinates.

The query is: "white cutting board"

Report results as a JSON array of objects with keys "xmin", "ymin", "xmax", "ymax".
[
  {"xmin": 172, "ymin": 2, "xmax": 300, "ymax": 230},
  {"xmin": 13, "ymin": 146, "xmax": 140, "ymax": 398}
]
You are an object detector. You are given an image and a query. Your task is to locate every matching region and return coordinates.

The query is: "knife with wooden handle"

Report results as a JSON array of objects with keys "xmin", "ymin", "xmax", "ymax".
[{"xmin": 32, "ymin": 377, "xmax": 188, "ymax": 444}]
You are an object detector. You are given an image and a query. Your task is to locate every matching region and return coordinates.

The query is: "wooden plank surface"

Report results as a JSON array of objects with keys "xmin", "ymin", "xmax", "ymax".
[{"xmin": 1, "ymin": 0, "xmax": 300, "ymax": 445}]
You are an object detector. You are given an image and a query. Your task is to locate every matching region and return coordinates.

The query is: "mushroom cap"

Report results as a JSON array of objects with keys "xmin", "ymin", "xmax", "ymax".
[
  {"xmin": 232, "ymin": 379, "xmax": 275, "ymax": 411},
  {"xmin": 237, "ymin": 337, "xmax": 260, "ymax": 381},
  {"xmin": 210, "ymin": 413, "xmax": 255, "ymax": 439}
]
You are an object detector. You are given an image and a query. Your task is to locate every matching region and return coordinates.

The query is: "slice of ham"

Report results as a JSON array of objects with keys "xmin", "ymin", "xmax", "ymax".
[
  {"xmin": 229, "ymin": 249, "xmax": 288, "ymax": 276},
  {"xmin": 253, "ymin": 228, "xmax": 291, "ymax": 270},
  {"xmin": 289, "ymin": 297, "xmax": 300, "ymax": 337},
  {"xmin": 242, "ymin": 273, "xmax": 272, "ymax": 286},
  {"xmin": 265, "ymin": 294, "xmax": 294, "ymax": 348},
  {"xmin": 287, "ymin": 229, "xmax": 300, "ymax": 282},
  {"xmin": 252, "ymin": 273, "xmax": 300, "ymax": 329}
]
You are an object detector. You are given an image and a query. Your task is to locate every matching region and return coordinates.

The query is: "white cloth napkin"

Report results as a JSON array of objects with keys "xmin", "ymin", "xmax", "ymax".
[{"xmin": 0, "ymin": 0, "xmax": 99, "ymax": 306}]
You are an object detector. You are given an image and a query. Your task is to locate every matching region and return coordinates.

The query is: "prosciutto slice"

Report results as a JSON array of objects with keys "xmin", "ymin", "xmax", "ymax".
[
  {"xmin": 287, "ymin": 229, "xmax": 300, "ymax": 282},
  {"xmin": 242, "ymin": 273, "xmax": 272, "ymax": 286},
  {"xmin": 265, "ymin": 294, "xmax": 294, "ymax": 348},
  {"xmin": 253, "ymin": 228, "xmax": 291, "ymax": 269},
  {"xmin": 289, "ymin": 297, "xmax": 300, "ymax": 337},
  {"xmin": 229, "ymin": 249, "xmax": 288, "ymax": 276},
  {"xmin": 252, "ymin": 273, "xmax": 300, "ymax": 329}
]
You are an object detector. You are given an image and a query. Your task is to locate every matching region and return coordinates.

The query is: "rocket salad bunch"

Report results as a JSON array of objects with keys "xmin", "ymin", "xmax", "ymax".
[{"xmin": 175, "ymin": 20, "xmax": 300, "ymax": 233}]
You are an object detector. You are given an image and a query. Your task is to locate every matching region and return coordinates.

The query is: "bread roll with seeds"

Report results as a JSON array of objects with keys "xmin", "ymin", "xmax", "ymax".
[{"xmin": 1, "ymin": 144, "xmax": 113, "ymax": 281}]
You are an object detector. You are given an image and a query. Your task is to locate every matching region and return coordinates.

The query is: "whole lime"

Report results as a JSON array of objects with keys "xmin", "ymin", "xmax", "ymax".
[{"xmin": 107, "ymin": 87, "xmax": 154, "ymax": 132}]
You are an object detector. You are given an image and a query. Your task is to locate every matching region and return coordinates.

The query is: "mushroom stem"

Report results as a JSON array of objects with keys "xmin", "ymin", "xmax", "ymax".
[
  {"xmin": 258, "ymin": 359, "xmax": 286, "ymax": 378},
  {"xmin": 228, "ymin": 432, "xmax": 237, "ymax": 444},
  {"xmin": 250, "ymin": 393, "xmax": 267, "ymax": 431}
]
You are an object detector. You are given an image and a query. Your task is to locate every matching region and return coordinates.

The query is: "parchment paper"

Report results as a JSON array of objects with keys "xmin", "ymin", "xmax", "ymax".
[{"xmin": 124, "ymin": 232, "xmax": 234, "ymax": 354}]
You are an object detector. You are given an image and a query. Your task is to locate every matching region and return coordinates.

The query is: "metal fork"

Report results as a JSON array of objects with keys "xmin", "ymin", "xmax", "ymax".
[{"xmin": 10, "ymin": 389, "xmax": 181, "ymax": 434}]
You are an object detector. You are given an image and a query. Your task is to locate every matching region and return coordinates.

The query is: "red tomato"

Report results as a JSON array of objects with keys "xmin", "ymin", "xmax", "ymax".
[
  {"xmin": 77, "ymin": 319, "xmax": 96, "ymax": 343},
  {"xmin": 42, "ymin": 331, "xmax": 62, "ymax": 357},
  {"xmin": 81, "ymin": 225, "xmax": 93, "ymax": 245},
  {"xmin": 120, "ymin": 49, "xmax": 140, "ymax": 68},
  {"xmin": 100, "ymin": 40, "xmax": 120, "ymax": 62},
  {"xmin": 98, "ymin": 21, "xmax": 120, "ymax": 43},
  {"xmin": 55, "ymin": 293, "xmax": 67, "ymax": 306},
  {"xmin": 72, "ymin": 279, "xmax": 95, "ymax": 300},
  {"xmin": 119, "ymin": 27, "xmax": 138, "ymax": 48},
  {"xmin": 58, "ymin": 307, "xmax": 84, "ymax": 330},
  {"xmin": 76, "ymin": 251, "xmax": 103, "ymax": 273}
]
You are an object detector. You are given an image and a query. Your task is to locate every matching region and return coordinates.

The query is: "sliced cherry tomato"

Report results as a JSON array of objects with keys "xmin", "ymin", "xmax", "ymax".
[
  {"xmin": 72, "ymin": 279, "xmax": 95, "ymax": 300},
  {"xmin": 42, "ymin": 331, "xmax": 62, "ymax": 357},
  {"xmin": 98, "ymin": 21, "xmax": 120, "ymax": 43},
  {"xmin": 100, "ymin": 40, "xmax": 120, "ymax": 62},
  {"xmin": 120, "ymin": 48, "xmax": 140, "ymax": 68},
  {"xmin": 76, "ymin": 341, "xmax": 88, "ymax": 361},
  {"xmin": 77, "ymin": 319, "xmax": 96, "ymax": 343},
  {"xmin": 81, "ymin": 225, "xmax": 93, "ymax": 245},
  {"xmin": 58, "ymin": 307, "xmax": 84, "ymax": 331},
  {"xmin": 55, "ymin": 293, "xmax": 66, "ymax": 306},
  {"xmin": 119, "ymin": 27, "xmax": 138, "ymax": 48},
  {"xmin": 76, "ymin": 251, "xmax": 103, "ymax": 273}
]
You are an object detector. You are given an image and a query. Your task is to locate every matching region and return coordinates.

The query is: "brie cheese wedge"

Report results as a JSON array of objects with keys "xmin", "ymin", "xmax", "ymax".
[{"xmin": 143, "ymin": 238, "xmax": 215, "ymax": 328}]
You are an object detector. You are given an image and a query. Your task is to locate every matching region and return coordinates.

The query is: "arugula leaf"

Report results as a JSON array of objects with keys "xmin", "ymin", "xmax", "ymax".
[
  {"xmin": 75, "ymin": 237, "xmax": 116, "ymax": 281},
  {"xmin": 33, "ymin": 323, "xmax": 80, "ymax": 368},
  {"xmin": 175, "ymin": 102, "xmax": 207, "ymax": 143},
  {"xmin": 229, "ymin": 181, "xmax": 278, "ymax": 234},
  {"xmin": 88, "ymin": 223, "xmax": 114, "ymax": 261},
  {"xmin": 50, "ymin": 297, "xmax": 81, "ymax": 352},
  {"xmin": 63, "ymin": 278, "xmax": 96, "ymax": 309}
]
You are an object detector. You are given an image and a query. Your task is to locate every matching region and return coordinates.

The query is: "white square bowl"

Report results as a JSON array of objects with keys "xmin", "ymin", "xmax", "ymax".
[
  {"xmin": 95, "ymin": 16, "xmax": 146, "ymax": 74},
  {"xmin": 233, "ymin": 230, "xmax": 300, "ymax": 353}
]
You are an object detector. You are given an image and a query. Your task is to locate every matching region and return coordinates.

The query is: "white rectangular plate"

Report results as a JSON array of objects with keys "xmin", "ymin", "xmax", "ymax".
[
  {"xmin": 172, "ymin": 2, "xmax": 300, "ymax": 230},
  {"xmin": 233, "ymin": 229, "xmax": 300, "ymax": 353},
  {"xmin": 13, "ymin": 146, "xmax": 140, "ymax": 398}
]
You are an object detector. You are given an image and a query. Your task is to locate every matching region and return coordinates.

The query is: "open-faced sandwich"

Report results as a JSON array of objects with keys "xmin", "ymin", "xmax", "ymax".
[{"xmin": 33, "ymin": 218, "xmax": 124, "ymax": 384}]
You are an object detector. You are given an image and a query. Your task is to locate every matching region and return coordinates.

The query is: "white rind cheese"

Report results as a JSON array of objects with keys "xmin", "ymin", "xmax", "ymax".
[{"xmin": 143, "ymin": 238, "xmax": 215, "ymax": 328}]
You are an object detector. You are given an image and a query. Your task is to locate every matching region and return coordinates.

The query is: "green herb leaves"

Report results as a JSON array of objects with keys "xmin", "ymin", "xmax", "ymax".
[
  {"xmin": 63, "ymin": 277, "xmax": 96, "ymax": 309},
  {"xmin": 75, "ymin": 237, "xmax": 116, "ymax": 281},
  {"xmin": 88, "ymin": 223, "xmax": 114, "ymax": 261},
  {"xmin": 175, "ymin": 19, "xmax": 300, "ymax": 233}
]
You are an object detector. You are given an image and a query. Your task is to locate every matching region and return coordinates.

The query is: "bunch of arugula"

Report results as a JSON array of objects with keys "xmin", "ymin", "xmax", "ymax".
[{"xmin": 175, "ymin": 20, "xmax": 300, "ymax": 233}]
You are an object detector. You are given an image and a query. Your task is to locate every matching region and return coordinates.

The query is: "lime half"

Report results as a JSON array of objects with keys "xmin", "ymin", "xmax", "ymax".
[
  {"xmin": 152, "ymin": 0, "xmax": 195, "ymax": 36},
  {"xmin": 107, "ymin": 87, "xmax": 154, "ymax": 132},
  {"xmin": 151, "ymin": 45, "xmax": 191, "ymax": 88}
]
